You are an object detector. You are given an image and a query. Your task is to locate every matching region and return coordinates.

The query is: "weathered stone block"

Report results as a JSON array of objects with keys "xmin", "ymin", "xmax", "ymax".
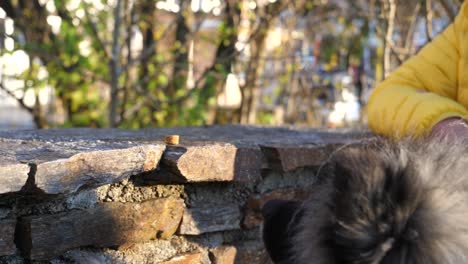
[
  {"xmin": 179, "ymin": 205, "xmax": 241, "ymax": 235},
  {"xmin": 35, "ymin": 144, "xmax": 165, "ymax": 194},
  {"xmin": 160, "ymin": 251, "xmax": 205, "ymax": 264},
  {"xmin": 234, "ymin": 240, "xmax": 271, "ymax": 264},
  {"xmin": 0, "ymin": 164, "xmax": 30, "ymax": 194},
  {"xmin": 209, "ymin": 246, "xmax": 237, "ymax": 264},
  {"xmin": 0, "ymin": 219, "xmax": 16, "ymax": 256},
  {"xmin": 260, "ymin": 144, "xmax": 329, "ymax": 171},
  {"xmin": 162, "ymin": 144, "xmax": 262, "ymax": 183},
  {"xmin": 17, "ymin": 198, "xmax": 184, "ymax": 260}
]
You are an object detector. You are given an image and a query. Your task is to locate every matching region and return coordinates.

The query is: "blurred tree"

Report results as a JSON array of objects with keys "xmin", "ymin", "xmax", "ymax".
[
  {"xmin": 0, "ymin": 0, "xmax": 241, "ymax": 128},
  {"xmin": 0, "ymin": 0, "xmax": 463, "ymax": 128},
  {"xmin": 378, "ymin": 0, "xmax": 462, "ymax": 76}
]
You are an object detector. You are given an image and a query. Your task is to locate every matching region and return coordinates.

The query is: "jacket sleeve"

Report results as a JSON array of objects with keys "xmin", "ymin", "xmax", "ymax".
[{"xmin": 366, "ymin": 2, "xmax": 468, "ymax": 139}]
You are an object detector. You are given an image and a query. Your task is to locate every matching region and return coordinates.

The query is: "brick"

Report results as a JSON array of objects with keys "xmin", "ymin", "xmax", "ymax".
[
  {"xmin": 260, "ymin": 144, "xmax": 329, "ymax": 171},
  {"xmin": 0, "ymin": 219, "xmax": 16, "ymax": 256},
  {"xmin": 161, "ymin": 251, "xmax": 204, "ymax": 264},
  {"xmin": 234, "ymin": 241, "xmax": 271, "ymax": 264},
  {"xmin": 243, "ymin": 189, "xmax": 309, "ymax": 229},
  {"xmin": 162, "ymin": 144, "xmax": 262, "ymax": 183},
  {"xmin": 35, "ymin": 145, "xmax": 165, "ymax": 194},
  {"xmin": 179, "ymin": 205, "xmax": 241, "ymax": 235},
  {"xmin": 209, "ymin": 246, "xmax": 237, "ymax": 264},
  {"xmin": 17, "ymin": 198, "xmax": 184, "ymax": 260},
  {"xmin": 0, "ymin": 164, "xmax": 29, "ymax": 194}
]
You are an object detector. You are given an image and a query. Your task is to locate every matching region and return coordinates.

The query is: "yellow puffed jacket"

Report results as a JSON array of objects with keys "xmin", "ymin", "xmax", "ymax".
[{"xmin": 367, "ymin": 2, "xmax": 468, "ymax": 138}]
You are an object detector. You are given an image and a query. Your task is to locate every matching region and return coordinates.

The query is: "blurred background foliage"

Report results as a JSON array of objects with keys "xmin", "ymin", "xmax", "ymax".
[{"xmin": 0, "ymin": 0, "xmax": 464, "ymax": 129}]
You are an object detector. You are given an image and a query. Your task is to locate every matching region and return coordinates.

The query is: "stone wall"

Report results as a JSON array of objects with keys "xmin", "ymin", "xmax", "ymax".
[{"xmin": 0, "ymin": 126, "xmax": 368, "ymax": 263}]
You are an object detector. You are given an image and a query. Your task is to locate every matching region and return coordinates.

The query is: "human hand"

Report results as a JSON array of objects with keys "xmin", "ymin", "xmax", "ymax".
[{"xmin": 429, "ymin": 117, "xmax": 468, "ymax": 141}]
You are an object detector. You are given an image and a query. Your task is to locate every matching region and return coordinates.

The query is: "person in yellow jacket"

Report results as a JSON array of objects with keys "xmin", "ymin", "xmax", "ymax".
[{"xmin": 367, "ymin": 1, "xmax": 468, "ymax": 140}]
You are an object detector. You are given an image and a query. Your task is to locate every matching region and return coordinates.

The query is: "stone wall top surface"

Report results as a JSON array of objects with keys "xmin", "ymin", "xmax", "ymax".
[{"xmin": 0, "ymin": 125, "xmax": 370, "ymax": 195}]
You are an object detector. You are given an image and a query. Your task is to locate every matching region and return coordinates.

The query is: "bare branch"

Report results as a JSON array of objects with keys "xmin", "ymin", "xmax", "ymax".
[
  {"xmin": 0, "ymin": 0, "xmax": 16, "ymax": 18},
  {"xmin": 404, "ymin": 2, "xmax": 421, "ymax": 55},
  {"xmin": 425, "ymin": 0, "xmax": 434, "ymax": 41},
  {"xmin": 119, "ymin": 0, "xmax": 136, "ymax": 125},
  {"xmin": 130, "ymin": 64, "xmax": 217, "ymax": 111},
  {"xmin": 109, "ymin": 0, "xmax": 123, "ymax": 127},
  {"xmin": 384, "ymin": 0, "xmax": 397, "ymax": 78},
  {"xmin": 374, "ymin": 24, "xmax": 404, "ymax": 65},
  {"xmin": 121, "ymin": 100, "xmax": 146, "ymax": 120},
  {"xmin": 83, "ymin": 3, "xmax": 110, "ymax": 59},
  {"xmin": 0, "ymin": 83, "xmax": 33, "ymax": 113},
  {"xmin": 121, "ymin": 18, "xmax": 189, "ymax": 73},
  {"xmin": 438, "ymin": 0, "xmax": 457, "ymax": 21}
]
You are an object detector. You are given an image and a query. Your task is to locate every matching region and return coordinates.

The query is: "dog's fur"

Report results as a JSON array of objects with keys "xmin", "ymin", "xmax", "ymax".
[{"xmin": 262, "ymin": 138, "xmax": 468, "ymax": 264}]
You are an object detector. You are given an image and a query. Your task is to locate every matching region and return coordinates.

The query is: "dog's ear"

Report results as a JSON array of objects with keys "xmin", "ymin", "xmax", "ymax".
[
  {"xmin": 330, "ymin": 147, "xmax": 385, "ymax": 194},
  {"xmin": 330, "ymin": 147, "xmax": 366, "ymax": 193},
  {"xmin": 262, "ymin": 199, "xmax": 303, "ymax": 263}
]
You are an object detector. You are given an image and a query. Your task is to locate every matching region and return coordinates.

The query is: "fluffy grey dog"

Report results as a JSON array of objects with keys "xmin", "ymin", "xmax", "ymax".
[{"xmin": 262, "ymin": 139, "xmax": 468, "ymax": 264}]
